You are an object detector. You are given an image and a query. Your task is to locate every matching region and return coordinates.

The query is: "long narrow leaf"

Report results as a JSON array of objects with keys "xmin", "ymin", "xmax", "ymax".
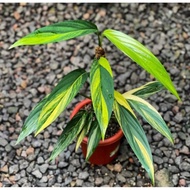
[
  {"xmin": 113, "ymin": 99, "xmax": 154, "ymax": 184},
  {"xmin": 123, "ymin": 94, "xmax": 174, "ymax": 144},
  {"xmin": 50, "ymin": 110, "xmax": 87, "ymax": 160},
  {"xmin": 10, "ymin": 20, "xmax": 98, "ymax": 48},
  {"xmin": 103, "ymin": 29, "xmax": 180, "ymax": 100},
  {"xmin": 16, "ymin": 95, "xmax": 48, "ymax": 144},
  {"xmin": 86, "ymin": 120, "xmax": 101, "ymax": 161},
  {"xmin": 36, "ymin": 69, "xmax": 88, "ymax": 135},
  {"xmin": 75, "ymin": 112, "xmax": 93, "ymax": 151},
  {"xmin": 90, "ymin": 57, "xmax": 114, "ymax": 140},
  {"xmin": 123, "ymin": 81, "xmax": 164, "ymax": 99}
]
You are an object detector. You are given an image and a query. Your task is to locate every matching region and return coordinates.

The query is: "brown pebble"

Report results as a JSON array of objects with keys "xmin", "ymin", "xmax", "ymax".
[
  {"xmin": 114, "ymin": 163, "xmax": 122, "ymax": 172},
  {"xmin": 83, "ymin": 13, "xmax": 90, "ymax": 19},
  {"xmin": 107, "ymin": 164, "xmax": 114, "ymax": 171},
  {"xmin": 179, "ymin": 178, "xmax": 186, "ymax": 186},
  {"xmin": 129, "ymin": 157, "xmax": 134, "ymax": 163},
  {"xmin": 26, "ymin": 146, "xmax": 34, "ymax": 155},
  {"xmin": 0, "ymin": 165, "xmax": 8, "ymax": 173},
  {"xmin": 13, "ymin": 11, "xmax": 20, "ymax": 20}
]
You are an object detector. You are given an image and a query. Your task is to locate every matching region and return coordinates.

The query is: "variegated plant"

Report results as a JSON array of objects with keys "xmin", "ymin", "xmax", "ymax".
[{"xmin": 10, "ymin": 20, "xmax": 180, "ymax": 184}]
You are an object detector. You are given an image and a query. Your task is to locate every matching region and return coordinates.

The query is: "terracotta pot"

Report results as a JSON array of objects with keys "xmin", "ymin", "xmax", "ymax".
[{"xmin": 70, "ymin": 99, "xmax": 124, "ymax": 165}]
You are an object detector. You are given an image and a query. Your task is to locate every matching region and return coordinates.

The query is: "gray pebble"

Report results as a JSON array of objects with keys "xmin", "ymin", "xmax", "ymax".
[
  {"xmin": 32, "ymin": 169, "xmax": 43, "ymax": 179},
  {"xmin": 76, "ymin": 179, "xmax": 83, "ymax": 187},
  {"xmin": 39, "ymin": 163, "xmax": 49, "ymax": 173},
  {"xmin": 58, "ymin": 161, "xmax": 68, "ymax": 168},
  {"xmin": 37, "ymin": 156, "xmax": 44, "ymax": 164},
  {"xmin": 0, "ymin": 137, "xmax": 8, "ymax": 146},
  {"xmin": 116, "ymin": 173, "xmax": 126, "ymax": 183},
  {"xmin": 179, "ymin": 162, "xmax": 190, "ymax": 171},
  {"xmin": 78, "ymin": 171, "xmax": 89, "ymax": 180},
  {"xmin": 9, "ymin": 164, "xmax": 19, "ymax": 174},
  {"xmin": 153, "ymin": 155, "xmax": 164, "ymax": 165}
]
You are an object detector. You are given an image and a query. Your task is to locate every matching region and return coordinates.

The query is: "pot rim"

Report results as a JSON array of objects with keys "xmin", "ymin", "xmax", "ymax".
[{"xmin": 70, "ymin": 98, "xmax": 123, "ymax": 146}]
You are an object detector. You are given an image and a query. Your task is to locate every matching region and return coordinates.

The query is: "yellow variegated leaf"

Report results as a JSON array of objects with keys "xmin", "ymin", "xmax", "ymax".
[
  {"xmin": 113, "ymin": 100, "xmax": 154, "ymax": 184},
  {"xmin": 123, "ymin": 81, "xmax": 164, "ymax": 99},
  {"xmin": 35, "ymin": 69, "xmax": 88, "ymax": 135},
  {"xmin": 114, "ymin": 90, "xmax": 136, "ymax": 118},
  {"xmin": 123, "ymin": 94, "xmax": 174, "ymax": 144},
  {"xmin": 90, "ymin": 58, "xmax": 114, "ymax": 140}
]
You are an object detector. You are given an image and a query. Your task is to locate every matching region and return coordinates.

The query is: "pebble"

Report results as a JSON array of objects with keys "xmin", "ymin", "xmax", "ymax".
[
  {"xmin": 0, "ymin": 137, "xmax": 8, "ymax": 146},
  {"xmin": 116, "ymin": 173, "xmax": 126, "ymax": 183},
  {"xmin": 78, "ymin": 171, "xmax": 89, "ymax": 180},
  {"xmin": 114, "ymin": 163, "xmax": 122, "ymax": 172},
  {"xmin": 32, "ymin": 170, "xmax": 42, "ymax": 179},
  {"xmin": 95, "ymin": 177, "xmax": 103, "ymax": 186},
  {"xmin": 39, "ymin": 164, "xmax": 49, "ymax": 174}
]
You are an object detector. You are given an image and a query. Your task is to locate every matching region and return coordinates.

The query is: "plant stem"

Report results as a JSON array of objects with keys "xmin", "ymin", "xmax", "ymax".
[{"xmin": 98, "ymin": 32, "xmax": 102, "ymax": 47}]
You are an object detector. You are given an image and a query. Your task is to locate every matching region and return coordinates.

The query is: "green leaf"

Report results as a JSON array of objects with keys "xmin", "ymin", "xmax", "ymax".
[
  {"xmin": 86, "ymin": 120, "xmax": 101, "ymax": 161},
  {"xmin": 124, "ymin": 94, "xmax": 174, "ymax": 144},
  {"xmin": 50, "ymin": 110, "xmax": 87, "ymax": 160},
  {"xmin": 36, "ymin": 69, "xmax": 88, "ymax": 135},
  {"xmin": 9, "ymin": 20, "xmax": 98, "ymax": 48},
  {"xmin": 90, "ymin": 57, "xmax": 114, "ymax": 140},
  {"xmin": 103, "ymin": 29, "xmax": 180, "ymax": 100},
  {"xmin": 16, "ymin": 95, "xmax": 48, "ymax": 144},
  {"xmin": 113, "ymin": 99, "xmax": 154, "ymax": 184},
  {"xmin": 75, "ymin": 112, "xmax": 93, "ymax": 152},
  {"xmin": 123, "ymin": 81, "xmax": 164, "ymax": 99}
]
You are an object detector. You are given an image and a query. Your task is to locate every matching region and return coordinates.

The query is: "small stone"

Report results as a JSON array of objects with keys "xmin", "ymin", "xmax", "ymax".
[
  {"xmin": 20, "ymin": 161, "xmax": 29, "ymax": 170},
  {"xmin": 116, "ymin": 173, "xmax": 126, "ymax": 183},
  {"xmin": 26, "ymin": 147, "xmax": 34, "ymax": 155},
  {"xmin": 185, "ymin": 135, "xmax": 190, "ymax": 146},
  {"xmin": 130, "ymin": 72, "xmax": 139, "ymax": 84},
  {"xmin": 174, "ymin": 113, "xmax": 183, "ymax": 123},
  {"xmin": 153, "ymin": 155, "xmax": 164, "ymax": 165},
  {"xmin": 13, "ymin": 11, "xmax": 20, "ymax": 20},
  {"xmin": 114, "ymin": 163, "xmax": 122, "ymax": 173},
  {"xmin": 83, "ymin": 13, "xmax": 90, "ymax": 19},
  {"xmin": 179, "ymin": 146, "xmax": 190, "ymax": 155},
  {"xmin": 50, "ymin": 62, "xmax": 59, "ymax": 70},
  {"xmin": 39, "ymin": 164, "xmax": 49, "ymax": 174},
  {"xmin": 107, "ymin": 164, "xmax": 114, "ymax": 171},
  {"xmin": 32, "ymin": 141, "xmax": 42, "ymax": 148},
  {"xmin": 7, "ymin": 107, "xmax": 18, "ymax": 114},
  {"xmin": 155, "ymin": 168, "xmax": 174, "ymax": 187},
  {"xmin": 58, "ymin": 161, "xmax": 68, "ymax": 168},
  {"xmin": 179, "ymin": 162, "xmax": 190, "ymax": 171},
  {"xmin": 178, "ymin": 132, "xmax": 187, "ymax": 140},
  {"xmin": 0, "ymin": 137, "xmax": 8, "ymax": 146},
  {"xmin": 37, "ymin": 157, "xmax": 44, "ymax": 164},
  {"xmin": 168, "ymin": 165, "xmax": 180, "ymax": 173},
  {"xmin": 76, "ymin": 179, "xmax": 83, "ymax": 186},
  {"xmin": 32, "ymin": 170, "xmax": 42, "ymax": 179},
  {"xmin": 9, "ymin": 164, "xmax": 19, "ymax": 174},
  {"xmin": 0, "ymin": 165, "xmax": 8, "ymax": 173},
  {"xmin": 95, "ymin": 177, "xmax": 103, "ymax": 186},
  {"xmin": 78, "ymin": 171, "xmax": 89, "ymax": 180},
  {"xmin": 172, "ymin": 174, "xmax": 179, "ymax": 186},
  {"xmin": 179, "ymin": 178, "xmax": 186, "ymax": 187}
]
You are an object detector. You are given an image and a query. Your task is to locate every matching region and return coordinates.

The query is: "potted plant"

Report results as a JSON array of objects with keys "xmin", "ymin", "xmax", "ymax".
[{"xmin": 10, "ymin": 20, "xmax": 180, "ymax": 185}]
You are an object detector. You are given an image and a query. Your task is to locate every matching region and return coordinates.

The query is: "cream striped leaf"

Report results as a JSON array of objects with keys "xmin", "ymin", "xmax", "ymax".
[
  {"xmin": 90, "ymin": 57, "xmax": 114, "ymax": 140},
  {"xmin": 75, "ymin": 112, "xmax": 93, "ymax": 152},
  {"xmin": 50, "ymin": 110, "xmax": 88, "ymax": 161},
  {"xmin": 123, "ymin": 81, "xmax": 164, "ymax": 99},
  {"xmin": 36, "ymin": 69, "xmax": 88, "ymax": 135},
  {"xmin": 16, "ymin": 95, "xmax": 49, "ymax": 144},
  {"xmin": 123, "ymin": 94, "xmax": 174, "ymax": 143},
  {"xmin": 113, "ymin": 99, "xmax": 154, "ymax": 184},
  {"xmin": 9, "ymin": 20, "xmax": 98, "ymax": 48},
  {"xmin": 103, "ymin": 29, "xmax": 180, "ymax": 100},
  {"xmin": 86, "ymin": 119, "xmax": 101, "ymax": 161}
]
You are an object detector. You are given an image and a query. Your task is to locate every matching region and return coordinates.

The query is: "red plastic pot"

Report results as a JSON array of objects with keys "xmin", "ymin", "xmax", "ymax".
[{"xmin": 70, "ymin": 99, "xmax": 124, "ymax": 165}]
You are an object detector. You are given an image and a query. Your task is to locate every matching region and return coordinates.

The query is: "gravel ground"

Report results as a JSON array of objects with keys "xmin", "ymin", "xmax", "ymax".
[{"xmin": 0, "ymin": 3, "xmax": 190, "ymax": 187}]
